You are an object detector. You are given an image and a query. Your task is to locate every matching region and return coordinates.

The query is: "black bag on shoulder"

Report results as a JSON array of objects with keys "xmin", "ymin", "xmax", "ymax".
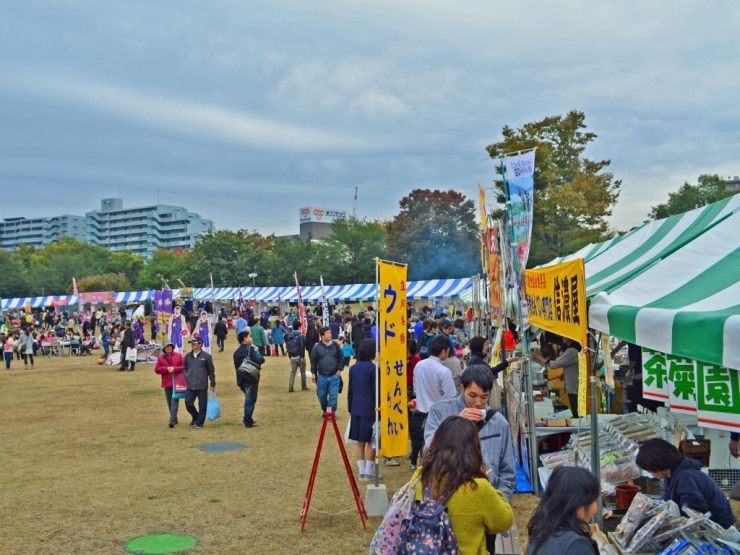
[{"xmin": 237, "ymin": 346, "xmax": 261, "ymax": 381}]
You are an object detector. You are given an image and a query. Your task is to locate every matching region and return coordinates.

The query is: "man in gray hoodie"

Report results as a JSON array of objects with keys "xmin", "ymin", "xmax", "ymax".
[{"xmin": 183, "ymin": 337, "xmax": 216, "ymax": 429}]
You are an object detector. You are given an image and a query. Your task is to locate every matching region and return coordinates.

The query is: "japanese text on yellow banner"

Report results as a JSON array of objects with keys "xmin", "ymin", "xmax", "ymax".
[{"xmin": 378, "ymin": 260, "xmax": 409, "ymax": 458}]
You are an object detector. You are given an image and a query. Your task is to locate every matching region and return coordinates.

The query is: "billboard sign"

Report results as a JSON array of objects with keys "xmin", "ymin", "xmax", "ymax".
[{"xmin": 299, "ymin": 207, "xmax": 348, "ymax": 224}]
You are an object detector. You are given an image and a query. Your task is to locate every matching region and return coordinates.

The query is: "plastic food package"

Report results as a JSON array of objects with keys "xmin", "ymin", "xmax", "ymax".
[
  {"xmin": 614, "ymin": 492, "xmax": 653, "ymax": 547},
  {"xmin": 600, "ymin": 460, "xmax": 642, "ymax": 484},
  {"xmin": 627, "ymin": 501, "xmax": 677, "ymax": 552}
]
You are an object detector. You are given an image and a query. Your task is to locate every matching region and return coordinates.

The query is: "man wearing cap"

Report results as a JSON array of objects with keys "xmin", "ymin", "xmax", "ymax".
[{"xmin": 183, "ymin": 336, "xmax": 216, "ymax": 429}]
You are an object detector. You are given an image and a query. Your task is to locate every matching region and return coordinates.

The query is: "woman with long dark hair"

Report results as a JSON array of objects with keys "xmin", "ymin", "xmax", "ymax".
[
  {"xmin": 416, "ymin": 415, "xmax": 513, "ymax": 554},
  {"xmin": 525, "ymin": 466, "xmax": 600, "ymax": 555},
  {"xmin": 304, "ymin": 319, "xmax": 319, "ymax": 358}
]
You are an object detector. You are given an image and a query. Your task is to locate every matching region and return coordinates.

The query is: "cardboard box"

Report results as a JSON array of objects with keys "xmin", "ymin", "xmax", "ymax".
[{"xmin": 545, "ymin": 418, "xmax": 571, "ymax": 427}]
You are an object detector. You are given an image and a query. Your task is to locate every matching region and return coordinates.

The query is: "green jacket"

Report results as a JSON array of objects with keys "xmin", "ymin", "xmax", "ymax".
[{"xmin": 251, "ymin": 324, "xmax": 267, "ymax": 347}]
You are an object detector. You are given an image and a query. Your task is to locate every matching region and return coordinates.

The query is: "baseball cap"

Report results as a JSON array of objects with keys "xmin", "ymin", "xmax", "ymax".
[{"xmin": 188, "ymin": 337, "xmax": 203, "ymax": 344}]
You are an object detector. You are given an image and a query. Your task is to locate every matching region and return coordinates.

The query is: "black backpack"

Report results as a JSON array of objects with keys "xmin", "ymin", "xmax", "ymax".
[{"xmin": 286, "ymin": 331, "xmax": 301, "ymax": 357}]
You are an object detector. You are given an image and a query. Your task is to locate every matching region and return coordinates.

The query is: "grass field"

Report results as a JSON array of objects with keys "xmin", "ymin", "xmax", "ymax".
[
  {"xmin": 6, "ymin": 345, "xmax": 523, "ymax": 554},
  {"xmin": 4, "ymin": 346, "xmax": 737, "ymax": 554}
]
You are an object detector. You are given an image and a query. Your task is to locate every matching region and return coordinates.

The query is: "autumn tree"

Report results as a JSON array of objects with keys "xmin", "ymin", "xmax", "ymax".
[
  {"xmin": 76, "ymin": 273, "xmax": 132, "ymax": 292},
  {"xmin": 648, "ymin": 174, "xmax": 732, "ymax": 220},
  {"xmin": 486, "ymin": 110, "xmax": 621, "ymax": 266},
  {"xmin": 385, "ymin": 189, "xmax": 480, "ymax": 280}
]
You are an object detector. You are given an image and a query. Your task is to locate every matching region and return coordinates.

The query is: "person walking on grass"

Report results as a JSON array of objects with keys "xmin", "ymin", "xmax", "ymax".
[
  {"xmin": 118, "ymin": 321, "xmax": 136, "ymax": 372},
  {"xmin": 154, "ymin": 340, "xmax": 185, "ymax": 428},
  {"xmin": 183, "ymin": 337, "xmax": 216, "ymax": 429},
  {"xmin": 310, "ymin": 326, "xmax": 344, "ymax": 419},
  {"xmin": 233, "ymin": 330, "xmax": 265, "ymax": 428},
  {"xmin": 250, "ymin": 318, "xmax": 268, "ymax": 357},
  {"xmin": 271, "ymin": 320, "xmax": 286, "ymax": 356},
  {"xmin": 19, "ymin": 327, "xmax": 35, "ymax": 369},
  {"xmin": 214, "ymin": 315, "xmax": 228, "ymax": 353},
  {"xmin": 286, "ymin": 320, "xmax": 308, "ymax": 393}
]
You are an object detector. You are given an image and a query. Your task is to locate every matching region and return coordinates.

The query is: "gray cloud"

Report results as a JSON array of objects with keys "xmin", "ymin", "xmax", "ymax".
[{"xmin": 0, "ymin": 0, "xmax": 738, "ymax": 236}]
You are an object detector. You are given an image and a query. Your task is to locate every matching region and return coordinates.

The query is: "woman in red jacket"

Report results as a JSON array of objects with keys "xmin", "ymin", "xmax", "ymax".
[{"xmin": 155, "ymin": 341, "xmax": 185, "ymax": 428}]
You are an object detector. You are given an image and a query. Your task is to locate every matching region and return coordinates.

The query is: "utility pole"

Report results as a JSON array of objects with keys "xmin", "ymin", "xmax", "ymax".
[{"xmin": 353, "ymin": 187, "xmax": 358, "ymax": 217}]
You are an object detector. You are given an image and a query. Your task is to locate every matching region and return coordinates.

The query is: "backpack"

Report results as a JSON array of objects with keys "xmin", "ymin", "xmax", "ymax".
[
  {"xmin": 397, "ymin": 488, "xmax": 460, "ymax": 555},
  {"xmin": 286, "ymin": 331, "xmax": 301, "ymax": 357},
  {"xmin": 369, "ymin": 475, "xmax": 420, "ymax": 554},
  {"xmin": 418, "ymin": 334, "xmax": 430, "ymax": 359}
]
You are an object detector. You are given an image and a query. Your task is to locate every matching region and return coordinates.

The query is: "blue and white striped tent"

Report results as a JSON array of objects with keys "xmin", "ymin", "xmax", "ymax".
[{"xmin": 1, "ymin": 278, "xmax": 473, "ymax": 311}]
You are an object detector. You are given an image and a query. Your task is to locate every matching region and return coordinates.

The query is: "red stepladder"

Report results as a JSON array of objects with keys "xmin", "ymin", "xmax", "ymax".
[{"xmin": 300, "ymin": 407, "xmax": 368, "ymax": 531}]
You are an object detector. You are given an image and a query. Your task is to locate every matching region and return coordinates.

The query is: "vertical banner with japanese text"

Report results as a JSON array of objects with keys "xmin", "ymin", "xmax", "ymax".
[
  {"xmin": 154, "ymin": 290, "xmax": 173, "ymax": 340},
  {"xmin": 378, "ymin": 260, "xmax": 409, "ymax": 458},
  {"xmin": 488, "ymin": 223, "xmax": 503, "ymax": 325},
  {"xmin": 524, "ymin": 258, "xmax": 587, "ymax": 346}
]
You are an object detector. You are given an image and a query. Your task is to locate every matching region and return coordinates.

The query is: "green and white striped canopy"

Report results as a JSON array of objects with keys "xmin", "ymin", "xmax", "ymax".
[
  {"xmin": 585, "ymin": 195, "xmax": 740, "ymax": 297},
  {"xmin": 589, "ymin": 205, "xmax": 740, "ymax": 370}
]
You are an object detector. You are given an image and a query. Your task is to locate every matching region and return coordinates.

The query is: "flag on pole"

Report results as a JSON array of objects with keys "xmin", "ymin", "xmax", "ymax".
[
  {"xmin": 294, "ymin": 272, "xmax": 307, "ymax": 334},
  {"xmin": 72, "ymin": 277, "xmax": 83, "ymax": 313},
  {"xmin": 319, "ymin": 276, "xmax": 330, "ymax": 327},
  {"xmin": 210, "ymin": 273, "xmax": 215, "ymax": 301}
]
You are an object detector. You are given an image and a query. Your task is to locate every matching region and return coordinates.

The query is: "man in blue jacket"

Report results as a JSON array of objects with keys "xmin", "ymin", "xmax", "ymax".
[{"xmin": 424, "ymin": 364, "xmax": 516, "ymax": 553}]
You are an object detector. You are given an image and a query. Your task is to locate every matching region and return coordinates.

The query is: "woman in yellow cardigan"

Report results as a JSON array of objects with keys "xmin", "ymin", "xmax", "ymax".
[{"xmin": 415, "ymin": 415, "xmax": 514, "ymax": 555}]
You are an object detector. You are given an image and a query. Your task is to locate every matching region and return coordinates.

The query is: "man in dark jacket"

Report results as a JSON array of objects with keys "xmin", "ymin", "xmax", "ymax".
[
  {"xmin": 286, "ymin": 320, "xmax": 308, "ymax": 393},
  {"xmin": 234, "ymin": 330, "xmax": 265, "ymax": 428},
  {"xmin": 310, "ymin": 326, "xmax": 344, "ymax": 418},
  {"xmin": 183, "ymin": 337, "xmax": 216, "ymax": 429},
  {"xmin": 214, "ymin": 316, "xmax": 228, "ymax": 352},
  {"xmin": 118, "ymin": 321, "xmax": 137, "ymax": 372},
  {"xmin": 469, "ymin": 336, "xmax": 517, "ymax": 378}
]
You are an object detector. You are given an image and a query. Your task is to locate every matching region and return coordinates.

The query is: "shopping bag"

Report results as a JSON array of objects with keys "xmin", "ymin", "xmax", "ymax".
[
  {"xmin": 172, "ymin": 372, "xmax": 187, "ymax": 400},
  {"xmin": 206, "ymin": 391, "xmax": 221, "ymax": 420},
  {"xmin": 344, "ymin": 420, "xmax": 357, "ymax": 444},
  {"xmin": 126, "ymin": 347, "xmax": 138, "ymax": 360}
]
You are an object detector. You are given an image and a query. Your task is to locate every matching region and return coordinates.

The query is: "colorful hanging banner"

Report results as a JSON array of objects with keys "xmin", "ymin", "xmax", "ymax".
[
  {"xmin": 153, "ymin": 290, "xmax": 173, "ymax": 340},
  {"xmin": 578, "ymin": 352, "xmax": 588, "ymax": 417},
  {"xmin": 377, "ymin": 259, "xmax": 409, "ymax": 458},
  {"xmin": 488, "ymin": 223, "xmax": 503, "ymax": 324},
  {"xmin": 504, "ymin": 151, "xmax": 535, "ymax": 275},
  {"xmin": 294, "ymin": 272, "xmax": 307, "ymax": 334},
  {"xmin": 478, "ymin": 184, "xmax": 488, "ymax": 231},
  {"xmin": 79, "ymin": 291, "xmax": 116, "ymax": 305},
  {"xmin": 602, "ymin": 336, "xmax": 615, "ymax": 389},
  {"xmin": 524, "ymin": 258, "xmax": 587, "ymax": 346},
  {"xmin": 319, "ymin": 275, "xmax": 329, "ymax": 327}
]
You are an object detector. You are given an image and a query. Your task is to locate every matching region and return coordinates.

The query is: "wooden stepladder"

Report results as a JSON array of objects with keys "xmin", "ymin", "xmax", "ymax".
[{"xmin": 300, "ymin": 407, "xmax": 368, "ymax": 531}]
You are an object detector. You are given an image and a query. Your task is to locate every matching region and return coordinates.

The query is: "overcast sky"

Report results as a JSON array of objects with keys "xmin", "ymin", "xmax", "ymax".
[{"xmin": 1, "ymin": 1, "xmax": 738, "ymax": 236}]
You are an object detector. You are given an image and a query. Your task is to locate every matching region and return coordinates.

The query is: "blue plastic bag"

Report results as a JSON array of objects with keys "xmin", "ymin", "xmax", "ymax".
[{"xmin": 206, "ymin": 391, "xmax": 221, "ymax": 421}]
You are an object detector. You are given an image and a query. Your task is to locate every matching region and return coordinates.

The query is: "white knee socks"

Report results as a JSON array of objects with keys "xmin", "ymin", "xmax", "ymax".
[{"xmin": 357, "ymin": 460, "xmax": 366, "ymax": 475}]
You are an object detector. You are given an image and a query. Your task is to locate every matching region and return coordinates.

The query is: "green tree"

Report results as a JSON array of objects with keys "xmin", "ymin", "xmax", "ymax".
[
  {"xmin": 26, "ymin": 237, "xmax": 112, "ymax": 295},
  {"xmin": 385, "ymin": 189, "xmax": 481, "ymax": 280},
  {"xmin": 136, "ymin": 248, "xmax": 191, "ymax": 289},
  {"xmin": 104, "ymin": 251, "xmax": 144, "ymax": 286},
  {"xmin": 0, "ymin": 250, "xmax": 32, "ymax": 298},
  {"xmin": 649, "ymin": 174, "xmax": 732, "ymax": 220},
  {"xmin": 264, "ymin": 236, "xmax": 325, "ymax": 285},
  {"xmin": 76, "ymin": 273, "xmax": 132, "ymax": 292},
  {"xmin": 187, "ymin": 230, "xmax": 273, "ymax": 287},
  {"xmin": 320, "ymin": 217, "xmax": 386, "ymax": 284},
  {"xmin": 486, "ymin": 110, "xmax": 621, "ymax": 266}
]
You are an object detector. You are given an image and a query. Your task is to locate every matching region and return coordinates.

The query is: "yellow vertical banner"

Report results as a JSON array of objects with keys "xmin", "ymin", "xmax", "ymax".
[
  {"xmin": 578, "ymin": 352, "xmax": 588, "ymax": 418},
  {"xmin": 478, "ymin": 185, "xmax": 487, "ymax": 230},
  {"xmin": 378, "ymin": 260, "xmax": 409, "ymax": 458}
]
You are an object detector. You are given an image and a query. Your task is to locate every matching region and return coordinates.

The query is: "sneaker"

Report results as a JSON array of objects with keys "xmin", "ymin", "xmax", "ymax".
[
  {"xmin": 189, "ymin": 421, "xmax": 197, "ymax": 427},
  {"xmin": 363, "ymin": 472, "xmax": 381, "ymax": 480},
  {"xmin": 245, "ymin": 422, "xmax": 258, "ymax": 428},
  {"xmin": 194, "ymin": 424, "xmax": 203, "ymax": 429},
  {"xmin": 409, "ymin": 463, "xmax": 417, "ymax": 471},
  {"xmin": 288, "ymin": 388, "xmax": 294, "ymax": 393},
  {"xmin": 384, "ymin": 458, "xmax": 400, "ymax": 467},
  {"xmin": 168, "ymin": 422, "xmax": 176, "ymax": 428}
]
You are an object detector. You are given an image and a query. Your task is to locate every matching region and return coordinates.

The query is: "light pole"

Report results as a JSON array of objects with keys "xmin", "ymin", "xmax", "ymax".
[{"xmin": 249, "ymin": 273, "xmax": 257, "ymax": 318}]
